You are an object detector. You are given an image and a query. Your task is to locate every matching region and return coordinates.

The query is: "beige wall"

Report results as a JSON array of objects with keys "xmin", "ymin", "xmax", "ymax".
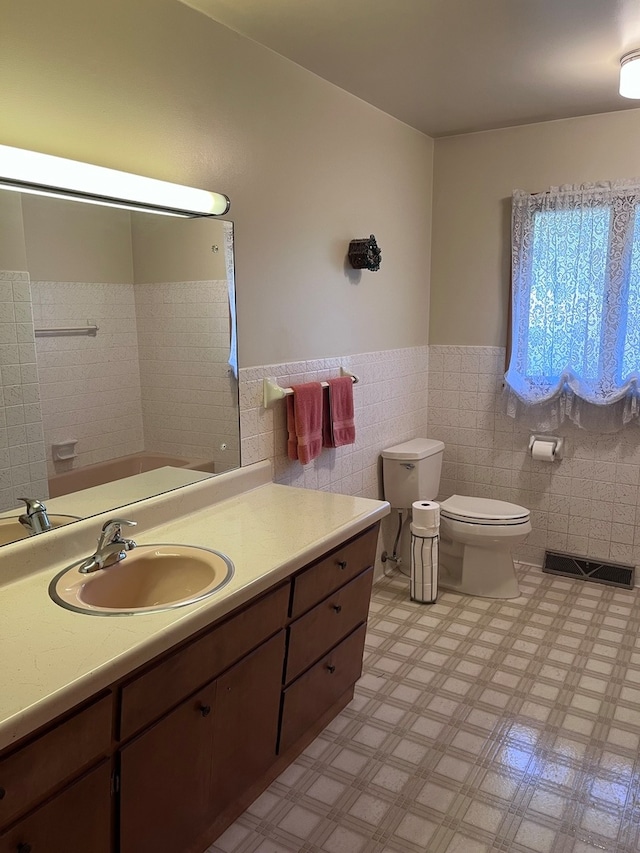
[
  {"xmin": 1, "ymin": 0, "xmax": 433, "ymax": 367},
  {"xmin": 0, "ymin": 193, "xmax": 27, "ymax": 270},
  {"xmin": 430, "ymin": 108, "xmax": 640, "ymax": 346},
  {"xmin": 132, "ymin": 217, "xmax": 227, "ymax": 283},
  {"xmin": 21, "ymin": 196, "xmax": 134, "ymax": 283}
]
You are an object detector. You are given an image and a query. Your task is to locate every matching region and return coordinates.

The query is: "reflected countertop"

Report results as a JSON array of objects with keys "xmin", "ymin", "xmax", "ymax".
[
  {"xmin": 0, "ymin": 466, "xmax": 215, "ymax": 525},
  {"xmin": 0, "ymin": 462, "xmax": 390, "ymax": 752}
]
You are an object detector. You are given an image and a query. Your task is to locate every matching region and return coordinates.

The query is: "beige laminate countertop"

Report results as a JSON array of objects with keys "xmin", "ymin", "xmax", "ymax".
[{"xmin": 0, "ymin": 476, "xmax": 389, "ymax": 752}]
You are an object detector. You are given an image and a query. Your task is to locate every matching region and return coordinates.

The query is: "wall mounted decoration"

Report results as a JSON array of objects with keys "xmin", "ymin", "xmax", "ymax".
[{"xmin": 348, "ymin": 234, "xmax": 382, "ymax": 272}]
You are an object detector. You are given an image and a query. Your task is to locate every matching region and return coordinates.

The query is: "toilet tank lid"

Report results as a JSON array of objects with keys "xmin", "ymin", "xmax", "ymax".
[{"xmin": 381, "ymin": 438, "xmax": 445, "ymax": 460}]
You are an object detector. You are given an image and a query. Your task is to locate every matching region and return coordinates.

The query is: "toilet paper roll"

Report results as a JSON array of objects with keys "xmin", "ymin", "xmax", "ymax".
[
  {"xmin": 531, "ymin": 440, "xmax": 555, "ymax": 462},
  {"xmin": 412, "ymin": 500, "xmax": 440, "ymax": 530}
]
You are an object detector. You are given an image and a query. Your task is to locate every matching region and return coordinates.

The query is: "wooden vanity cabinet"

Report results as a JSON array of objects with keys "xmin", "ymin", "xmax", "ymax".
[
  {"xmin": 279, "ymin": 524, "xmax": 378, "ymax": 754},
  {"xmin": 119, "ymin": 631, "xmax": 287, "ymax": 853},
  {"xmin": 0, "ymin": 693, "xmax": 113, "ymax": 852},
  {"xmin": 118, "ymin": 584, "xmax": 289, "ymax": 853},
  {"xmin": 0, "ymin": 521, "xmax": 380, "ymax": 853},
  {"xmin": 211, "ymin": 631, "xmax": 286, "ymax": 814},
  {"xmin": 0, "ymin": 762, "xmax": 112, "ymax": 853},
  {"xmin": 119, "ymin": 682, "xmax": 217, "ymax": 853},
  {"xmin": 280, "ymin": 623, "xmax": 368, "ymax": 753}
]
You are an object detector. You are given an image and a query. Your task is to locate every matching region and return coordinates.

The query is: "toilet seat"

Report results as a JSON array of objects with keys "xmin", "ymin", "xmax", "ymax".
[{"xmin": 439, "ymin": 495, "xmax": 530, "ymax": 526}]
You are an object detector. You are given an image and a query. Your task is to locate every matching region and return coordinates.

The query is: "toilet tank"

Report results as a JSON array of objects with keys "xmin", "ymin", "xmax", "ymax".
[{"xmin": 381, "ymin": 438, "xmax": 445, "ymax": 509}]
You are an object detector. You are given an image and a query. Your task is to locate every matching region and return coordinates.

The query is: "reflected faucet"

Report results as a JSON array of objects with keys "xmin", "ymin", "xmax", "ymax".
[
  {"xmin": 78, "ymin": 518, "xmax": 137, "ymax": 574},
  {"xmin": 18, "ymin": 497, "xmax": 52, "ymax": 535}
]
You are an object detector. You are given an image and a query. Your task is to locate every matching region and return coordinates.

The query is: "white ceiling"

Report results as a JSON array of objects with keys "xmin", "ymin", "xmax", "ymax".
[{"xmin": 179, "ymin": 0, "xmax": 640, "ymax": 137}]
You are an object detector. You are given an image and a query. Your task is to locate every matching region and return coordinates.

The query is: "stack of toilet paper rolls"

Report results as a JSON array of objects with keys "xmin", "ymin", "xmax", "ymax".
[{"xmin": 410, "ymin": 500, "xmax": 440, "ymax": 604}]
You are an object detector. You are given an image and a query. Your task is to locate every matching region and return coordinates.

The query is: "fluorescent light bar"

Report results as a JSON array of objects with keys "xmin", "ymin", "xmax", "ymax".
[
  {"xmin": 0, "ymin": 144, "xmax": 230, "ymax": 217},
  {"xmin": 620, "ymin": 50, "xmax": 640, "ymax": 99}
]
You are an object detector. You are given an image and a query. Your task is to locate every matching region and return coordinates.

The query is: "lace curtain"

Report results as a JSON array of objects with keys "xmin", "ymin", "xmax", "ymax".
[{"xmin": 504, "ymin": 181, "xmax": 640, "ymax": 432}]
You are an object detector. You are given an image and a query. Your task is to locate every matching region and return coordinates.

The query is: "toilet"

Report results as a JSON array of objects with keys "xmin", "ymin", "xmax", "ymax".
[{"xmin": 381, "ymin": 438, "xmax": 531, "ymax": 599}]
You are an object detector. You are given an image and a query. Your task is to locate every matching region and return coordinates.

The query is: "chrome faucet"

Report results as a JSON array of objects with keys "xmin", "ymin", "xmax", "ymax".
[
  {"xmin": 78, "ymin": 519, "xmax": 137, "ymax": 574},
  {"xmin": 18, "ymin": 497, "xmax": 52, "ymax": 535}
]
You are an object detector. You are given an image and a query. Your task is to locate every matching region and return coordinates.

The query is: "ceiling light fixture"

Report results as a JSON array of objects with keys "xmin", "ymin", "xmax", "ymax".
[
  {"xmin": 0, "ymin": 144, "xmax": 230, "ymax": 217},
  {"xmin": 619, "ymin": 50, "xmax": 640, "ymax": 98}
]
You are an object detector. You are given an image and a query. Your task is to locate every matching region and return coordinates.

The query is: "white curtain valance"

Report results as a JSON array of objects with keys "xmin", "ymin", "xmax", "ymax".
[{"xmin": 504, "ymin": 180, "xmax": 640, "ymax": 432}]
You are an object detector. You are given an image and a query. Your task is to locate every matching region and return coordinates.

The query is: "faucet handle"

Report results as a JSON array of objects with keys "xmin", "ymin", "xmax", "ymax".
[
  {"xmin": 17, "ymin": 497, "xmax": 51, "ymax": 535},
  {"xmin": 18, "ymin": 497, "xmax": 48, "ymax": 515},
  {"xmin": 98, "ymin": 518, "xmax": 137, "ymax": 548}
]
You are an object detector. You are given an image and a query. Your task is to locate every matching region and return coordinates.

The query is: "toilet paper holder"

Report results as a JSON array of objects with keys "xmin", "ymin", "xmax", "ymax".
[{"xmin": 528, "ymin": 434, "xmax": 565, "ymax": 461}]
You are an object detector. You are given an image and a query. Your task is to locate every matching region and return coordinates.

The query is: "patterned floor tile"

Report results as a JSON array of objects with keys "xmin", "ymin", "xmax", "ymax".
[{"xmin": 206, "ymin": 565, "xmax": 640, "ymax": 853}]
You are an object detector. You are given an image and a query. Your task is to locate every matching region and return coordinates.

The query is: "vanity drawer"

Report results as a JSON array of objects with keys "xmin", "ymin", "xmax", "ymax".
[
  {"xmin": 290, "ymin": 524, "xmax": 379, "ymax": 618},
  {"xmin": 120, "ymin": 583, "xmax": 289, "ymax": 741},
  {"xmin": 285, "ymin": 567, "xmax": 373, "ymax": 684},
  {"xmin": 0, "ymin": 694, "xmax": 112, "ymax": 828},
  {"xmin": 0, "ymin": 761, "xmax": 112, "ymax": 853},
  {"xmin": 279, "ymin": 624, "xmax": 367, "ymax": 754}
]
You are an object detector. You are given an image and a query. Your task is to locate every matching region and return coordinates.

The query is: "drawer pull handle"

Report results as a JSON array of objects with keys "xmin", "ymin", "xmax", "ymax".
[
  {"xmin": 337, "ymin": 560, "xmax": 347, "ymax": 570},
  {"xmin": 0, "ymin": 786, "xmax": 5, "ymax": 799},
  {"xmin": 17, "ymin": 844, "xmax": 32, "ymax": 853},
  {"xmin": 332, "ymin": 604, "xmax": 342, "ymax": 613},
  {"xmin": 327, "ymin": 664, "xmax": 336, "ymax": 674},
  {"xmin": 198, "ymin": 704, "xmax": 211, "ymax": 717}
]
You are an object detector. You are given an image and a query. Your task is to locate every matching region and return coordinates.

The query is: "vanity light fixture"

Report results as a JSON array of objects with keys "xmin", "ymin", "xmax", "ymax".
[
  {"xmin": 0, "ymin": 144, "xmax": 230, "ymax": 217},
  {"xmin": 619, "ymin": 50, "xmax": 640, "ymax": 98}
]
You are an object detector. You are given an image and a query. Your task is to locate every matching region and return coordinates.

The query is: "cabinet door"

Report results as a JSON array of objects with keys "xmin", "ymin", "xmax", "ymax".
[
  {"xmin": 120, "ymin": 584, "xmax": 289, "ymax": 741},
  {"xmin": 120, "ymin": 682, "xmax": 216, "ymax": 853},
  {"xmin": 0, "ymin": 761, "xmax": 111, "ymax": 853},
  {"xmin": 211, "ymin": 631, "xmax": 286, "ymax": 814}
]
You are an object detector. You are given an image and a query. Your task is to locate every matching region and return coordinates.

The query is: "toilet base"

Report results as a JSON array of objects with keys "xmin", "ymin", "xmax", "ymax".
[{"xmin": 439, "ymin": 538, "xmax": 520, "ymax": 599}]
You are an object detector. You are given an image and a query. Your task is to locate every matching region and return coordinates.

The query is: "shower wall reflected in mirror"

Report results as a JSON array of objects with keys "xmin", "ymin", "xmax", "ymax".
[{"xmin": 0, "ymin": 190, "xmax": 239, "ymax": 521}]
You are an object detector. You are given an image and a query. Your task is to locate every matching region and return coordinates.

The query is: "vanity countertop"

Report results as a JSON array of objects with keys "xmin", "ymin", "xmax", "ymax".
[{"xmin": 0, "ymin": 472, "xmax": 389, "ymax": 752}]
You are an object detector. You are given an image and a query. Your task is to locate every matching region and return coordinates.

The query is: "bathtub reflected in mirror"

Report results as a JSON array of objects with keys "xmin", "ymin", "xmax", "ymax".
[{"xmin": 0, "ymin": 189, "xmax": 239, "ymax": 545}]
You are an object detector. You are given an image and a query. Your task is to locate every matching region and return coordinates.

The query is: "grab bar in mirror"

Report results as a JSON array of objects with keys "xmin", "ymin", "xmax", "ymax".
[{"xmin": 263, "ymin": 367, "xmax": 359, "ymax": 408}]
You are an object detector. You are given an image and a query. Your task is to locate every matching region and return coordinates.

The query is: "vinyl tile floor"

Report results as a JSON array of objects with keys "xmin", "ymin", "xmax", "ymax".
[{"xmin": 207, "ymin": 565, "xmax": 640, "ymax": 853}]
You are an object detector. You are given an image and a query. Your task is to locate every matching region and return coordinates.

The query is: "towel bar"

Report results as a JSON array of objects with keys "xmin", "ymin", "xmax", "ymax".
[
  {"xmin": 34, "ymin": 324, "xmax": 99, "ymax": 337},
  {"xmin": 263, "ymin": 368, "xmax": 359, "ymax": 408}
]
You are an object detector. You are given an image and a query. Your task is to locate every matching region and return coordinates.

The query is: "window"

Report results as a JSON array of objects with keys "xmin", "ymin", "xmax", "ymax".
[{"xmin": 504, "ymin": 182, "xmax": 640, "ymax": 431}]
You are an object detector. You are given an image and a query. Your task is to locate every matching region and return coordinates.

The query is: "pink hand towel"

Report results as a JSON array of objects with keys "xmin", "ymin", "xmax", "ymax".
[
  {"xmin": 323, "ymin": 376, "xmax": 356, "ymax": 448},
  {"xmin": 286, "ymin": 382, "xmax": 324, "ymax": 464}
]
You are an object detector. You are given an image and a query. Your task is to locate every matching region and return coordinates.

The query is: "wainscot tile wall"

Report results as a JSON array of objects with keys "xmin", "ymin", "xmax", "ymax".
[
  {"xmin": 30, "ymin": 280, "xmax": 144, "ymax": 475},
  {"xmin": 134, "ymin": 280, "xmax": 238, "ymax": 471},
  {"xmin": 239, "ymin": 346, "xmax": 429, "ymax": 500},
  {"xmin": 0, "ymin": 271, "xmax": 48, "ymax": 511},
  {"xmin": 427, "ymin": 345, "xmax": 640, "ymax": 570}
]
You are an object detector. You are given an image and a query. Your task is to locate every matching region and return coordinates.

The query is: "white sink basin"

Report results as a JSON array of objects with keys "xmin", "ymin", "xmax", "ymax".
[
  {"xmin": 0, "ymin": 515, "xmax": 80, "ymax": 546},
  {"xmin": 49, "ymin": 544, "xmax": 234, "ymax": 615}
]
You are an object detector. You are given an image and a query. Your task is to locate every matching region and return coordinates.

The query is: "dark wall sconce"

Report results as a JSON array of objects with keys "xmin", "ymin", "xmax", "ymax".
[{"xmin": 348, "ymin": 234, "xmax": 382, "ymax": 272}]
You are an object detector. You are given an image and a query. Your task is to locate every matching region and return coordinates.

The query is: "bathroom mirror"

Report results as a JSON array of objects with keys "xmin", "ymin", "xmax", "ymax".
[{"xmin": 0, "ymin": 187, "xmax": 239, "ymax": 542}]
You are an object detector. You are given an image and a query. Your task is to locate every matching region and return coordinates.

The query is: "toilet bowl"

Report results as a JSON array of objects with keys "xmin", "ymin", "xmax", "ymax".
[
  {"xmin": 381, "ymin": 439, "xmax": 531, "ymax": 600},
  {"xmin": 438, "ymin": 495, "xmax": 531, "ymax": 599}
]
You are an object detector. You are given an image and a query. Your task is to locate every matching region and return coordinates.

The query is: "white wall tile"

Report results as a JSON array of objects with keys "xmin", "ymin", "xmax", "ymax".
[
  {"xmin": 428, "ymin": 344, "xmax": 640, "ymax": 570},
  {"xmin": 134, "ymin": 280, "xmax": 237, "ymax": 470},
  {"xmin": 0, "ymin": 271, "xmax": 47, "ymax": 511},
  {"xmin": 30, "ymin": 279, "xmax": 144, "ymax": 476},
  {"xmin": 239, "ymin": 346, "xmax": 429, "ymax": 504}
]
